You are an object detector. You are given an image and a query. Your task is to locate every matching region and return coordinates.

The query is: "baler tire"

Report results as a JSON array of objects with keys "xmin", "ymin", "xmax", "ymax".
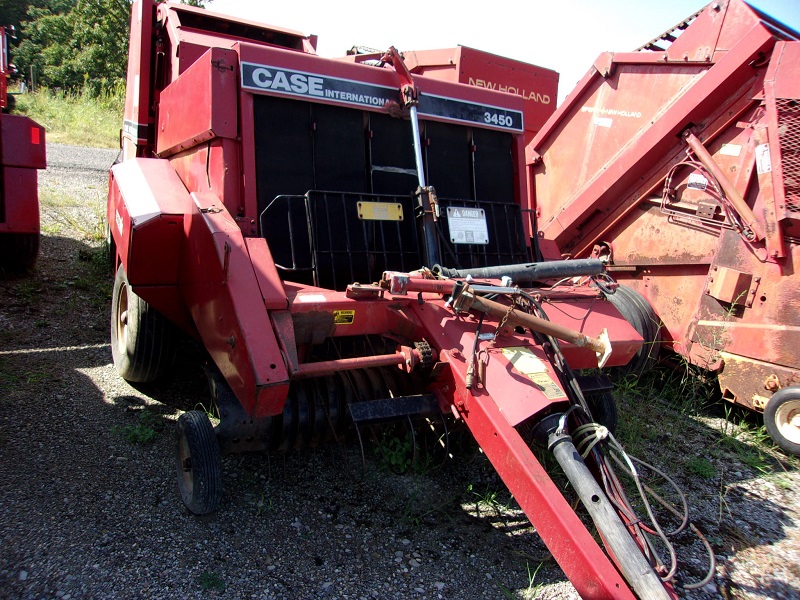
[
  {"xmin": 585, "ymin": 391, "xmax": 618, "ymax": 434},
  {"xmin": 176, "ymin": 411, "xmax": 222, "ymax": 515},
  {"xmin": 764, "ymin": 387, "xmax": 800, "ymax": 456},
  {"xmin": 604, "ymin": 285, "xmax": 661, "ymax": 377},
  {"xmin": 0, "ymin": 232, "xmax": 39, "ymax": 273},
  {"xmin": 111, "ymin": 265, "xmax": 177, "ymax": 383},
  {"xmin": 105, "ymin": 221, "xmax": 117, "ymax": 273}
]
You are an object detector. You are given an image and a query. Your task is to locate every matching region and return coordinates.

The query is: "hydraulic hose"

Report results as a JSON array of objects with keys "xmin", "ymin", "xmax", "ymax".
[{"xmin": 432, "ymin": 258, "xmax": 604, "ymax": 283}]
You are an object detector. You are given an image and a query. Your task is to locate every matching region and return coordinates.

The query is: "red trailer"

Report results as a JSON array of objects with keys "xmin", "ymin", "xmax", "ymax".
[
  {"xmin": 529, "ymin": 0, "xmax": 800, "ymax": 455},
  {"xmin": 108, "ymin": 1, "xmax": 713, "ymax": 597},
  {"xmin": 0, "ymin": 25, "xmax": 45, "ymax": 273}
]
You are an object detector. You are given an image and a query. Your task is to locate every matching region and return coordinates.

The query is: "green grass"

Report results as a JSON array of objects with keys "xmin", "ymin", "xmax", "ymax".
[
  {"xmin": 686, "ymin": 456, "xmax": 716, "ymax": 479},
  {"xmin": 14, "ymin": 86, "xmax": 123, "ymax": 148},
  {"xmin": 198, "ymin": 570, "xmax": 225, "ymax": 592},
  {"xmin": 114, "ymin": 409, "xmax": 162, "ymax": 445}
]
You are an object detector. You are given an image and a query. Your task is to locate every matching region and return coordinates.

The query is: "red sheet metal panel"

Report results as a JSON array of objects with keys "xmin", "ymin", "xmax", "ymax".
[
  {"xmin": 0, "ymin": 115, "xmax": 46, "ymax": 169},
  {"xmin": 122, "ymin": 0, "xmax": 155, "ymax": 156},
  {"xmin": 181, "ymin": 191, "xmax": 290, "ymax": 417},
  {"xmin": 108, "ymin": 158, "xmax": 192, "ymax": 289},
  {"xmin": 156, "ymin": 47, "xmax": 238, "ymax": 157},
  {"xmin": 0, "ymin": 168, "xmax": 39, "ymax": 233},
  {"xmin": 404, "ymin": 46, "xmax": 558, "ymax": 143},
  {"xmin": 343, "ymin": 46, "xmax": 557, "ymax": 144}
]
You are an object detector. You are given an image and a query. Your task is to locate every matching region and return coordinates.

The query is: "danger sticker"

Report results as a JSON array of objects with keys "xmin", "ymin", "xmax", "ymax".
[
  {"xmin": 447, "ymin": 207, "xmax": 489, "ymax": 245},
  {"xmin": 528, "ymin": 373, "xmax": 567, "ymax": 400},
  {"xmin": 333, "ymin": 310, "xmax": 355, "ymax": 325}
]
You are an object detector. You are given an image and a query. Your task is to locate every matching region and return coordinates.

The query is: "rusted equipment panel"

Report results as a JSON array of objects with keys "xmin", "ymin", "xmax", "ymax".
[{"xmin": 529, "ymin": 0, "xmax": 800, "ymax": 453}]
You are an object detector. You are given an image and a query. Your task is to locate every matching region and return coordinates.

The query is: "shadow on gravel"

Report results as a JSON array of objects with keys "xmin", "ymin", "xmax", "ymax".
[{"xmin": 4, "ymin": 231, "xmax": 799, "ymax": 598}]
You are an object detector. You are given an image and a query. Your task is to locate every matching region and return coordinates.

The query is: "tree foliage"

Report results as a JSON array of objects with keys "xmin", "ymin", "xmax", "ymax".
[{"xmin": 11, "ymin": 0, "xmax": 211, "ymax": 93}]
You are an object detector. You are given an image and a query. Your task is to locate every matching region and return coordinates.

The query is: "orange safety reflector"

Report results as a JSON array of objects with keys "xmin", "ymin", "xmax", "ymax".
[{"xmin": 31, "ymin": 126, "xmax": 40, "ymax": 145}]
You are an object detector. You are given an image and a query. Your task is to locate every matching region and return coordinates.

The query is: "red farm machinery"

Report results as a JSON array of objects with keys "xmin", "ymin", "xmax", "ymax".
[
  {"xmin": 107, "ymin": 1, "xmax": 729, "ymax": 598},
  {"xmin": 529, "ymin": 0, "xmax": 800, "ymax": 456},
  {"xmin": 0, "ymin": 24, "xmax": 45, "ymax": 272}
]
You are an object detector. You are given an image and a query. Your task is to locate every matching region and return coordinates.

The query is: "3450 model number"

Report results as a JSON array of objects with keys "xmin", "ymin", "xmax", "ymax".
[{"xmin": 483, "ymin": 112, "xmax": 515, "ymax": 128}]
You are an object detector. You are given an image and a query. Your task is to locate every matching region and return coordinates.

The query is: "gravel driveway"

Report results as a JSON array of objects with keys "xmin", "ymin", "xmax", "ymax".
[{"xmin": 0, "ymin": 143, "xmax": 797, "ymax": 599}]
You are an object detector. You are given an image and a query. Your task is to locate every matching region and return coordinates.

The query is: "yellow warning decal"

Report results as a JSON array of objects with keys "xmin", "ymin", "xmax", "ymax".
[
  {"xmin": 333, "ymin": 310, "xmax": 355, "ymax": 325},
  {"xmin": 528, "ymin": 372, "xmax": 567, "ymax": 400},
  {"xmin": 501, "ymin": 347, "xmax": 566, "ymax": 399},
  {"xmin": 501, "ymin": 347, "xmax": 547, "ymax": 375},
  {"xmin": 357, "ymin": 202, "xmax": 404, "ymax": 221}
]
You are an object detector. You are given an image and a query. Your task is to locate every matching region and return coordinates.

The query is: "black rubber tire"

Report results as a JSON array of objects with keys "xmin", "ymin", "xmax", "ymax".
[
  {"xmin": 176, "ymin": 411, "xmax": 223, "ymax": 515},
  {"xmin": 604, "ymin": 284, "xmax": 662, "ymax": 377},
  {"xmin": 105, "ymin": 220, "xmax": 117, "ymax": 273},
  {"xmin": 585, "ymin": 391, "xmax": 619, "ymax": 434},
  {"xmin": 764, "ymin": 387, "xmax": 800, "ymax": 456},
  {"xmin": 0, "ymin": 232, "xmax": 39, "ymax": 273},
  {"xmin": 110, "ymin": 265, "xmax": 177, "ymax": 382}
]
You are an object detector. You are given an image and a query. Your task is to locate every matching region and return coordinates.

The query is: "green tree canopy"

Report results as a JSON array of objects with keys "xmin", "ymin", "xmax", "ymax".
[{"xmin": 12, "ymin": 0, "xmax": 211, "ymax": 93}]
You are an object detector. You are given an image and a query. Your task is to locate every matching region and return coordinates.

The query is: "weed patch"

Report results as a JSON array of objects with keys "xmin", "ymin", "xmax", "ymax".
[
  {"xmin": 686, "ymin": 456, "xmax": 716, "ymax": 479},
  {"xmin": 114, "ymin": 409, "xmax": 162, "ymax": 444},
  {"xmin": 15, "ymin": 88, "xmax": 123, "ymax": 148},
  {"xmin": 198, "ymin": 570, "xmax": 225, "ymax": 592}
]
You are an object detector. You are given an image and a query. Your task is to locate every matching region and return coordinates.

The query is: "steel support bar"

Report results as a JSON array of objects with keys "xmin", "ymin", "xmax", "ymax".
[
  {"xmin": 383, "ymin": 274, "xmax": 612, "ymax": 366},
  {"xmin": 410, "ymin": 106, "xmax": 426, "ymax": 189},
  {"xmin": 469, "ymin": 293, "xmax": 609, "ymax": 357},
  {"xmin": 456, "ymin": 389, "xmax": 637, "ymax": 599},
  {"xmin": 683, "ymin": 130, "xmax": 766, "ymax": 241},
  {"xmin": 293, "ymin": 352, "xmax": 406, "ymax": 379}
]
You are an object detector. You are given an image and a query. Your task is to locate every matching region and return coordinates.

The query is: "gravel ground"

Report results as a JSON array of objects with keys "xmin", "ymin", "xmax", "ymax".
[{"xmin": 0, "ymin": 143, "xmax": 798, "ymax": 599}]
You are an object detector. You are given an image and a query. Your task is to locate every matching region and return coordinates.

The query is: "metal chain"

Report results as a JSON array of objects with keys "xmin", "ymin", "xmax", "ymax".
[{"xmin": 494, "ymin": 302, "xmax": 516, "ymax": 336}]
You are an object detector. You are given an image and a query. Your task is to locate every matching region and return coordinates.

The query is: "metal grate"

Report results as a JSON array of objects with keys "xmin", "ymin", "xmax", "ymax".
[
  {"xmin": 437, "ymin": 198, "xmax": 529, "ymax": 271},
  {"xmin": 776, "ymin": 97, "xmax": 800, "ymax": 214},
  {"xmin": 260, "ymin": 191, "xmax": 530, "ymax": 291}
]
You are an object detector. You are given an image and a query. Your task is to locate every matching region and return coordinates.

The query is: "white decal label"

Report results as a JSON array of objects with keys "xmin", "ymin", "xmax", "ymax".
[
  {"xmin": 720, "ymin": 143, "xmax": 741, "ymax": 157},
  {"xmin": 296, "ymin": 294, "xmax": 327, "ymax": 303},
  {"xmin": 755, "ymin": 143, "xmax": 772, "ymax": 174},
  {"xmin": 688, "ymin": 173, "xmax": 708, "ymax": 191},
  {"xmin": 447, "ymin": 207, "xmax": 489, "ymax": 245},
  {"xmin": 593, "ymin": 117, "xmax": 613, "ymax": 128},
  {"xmin": 115, "ymin": 209, "xmax": 123, "ymax": 235}
]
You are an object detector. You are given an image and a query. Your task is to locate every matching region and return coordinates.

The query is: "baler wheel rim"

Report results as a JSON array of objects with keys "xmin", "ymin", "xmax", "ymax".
[
  {"xmin": 764, "ymin": 387, "xmax": 800, "ymax": 456},
  {"xmin": 175, "ymin": 410, "xmax": 222, "ymax": 515}
]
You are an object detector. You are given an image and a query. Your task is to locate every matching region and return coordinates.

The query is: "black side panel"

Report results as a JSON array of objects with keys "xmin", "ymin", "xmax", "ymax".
[
  {"xmin": 473, "ymin": 128, "xmax": 514, "ymax": 204},
  {"xmin": 368, "ymin": 113, "xmax": 418, "ymax": 195},
  {"xmin": 254, "ymin": 96, "xmax": 314, "ymax": 218},
  {"xmin": 312, "ymin": 103, "xmax": 367, "ymax": 193},
  {"xmin": 261, "ymin": 195, "xmax": 315, "ymax": 285},
  {"xmin": 424, "ymin": 121, "xmax": 471, "ymax": 200}
]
